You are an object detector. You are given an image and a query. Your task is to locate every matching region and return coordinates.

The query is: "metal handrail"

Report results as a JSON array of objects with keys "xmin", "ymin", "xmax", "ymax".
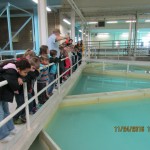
[{"xmin": 84, "ymin": 39, "xmax": 150, "ymax": 50}]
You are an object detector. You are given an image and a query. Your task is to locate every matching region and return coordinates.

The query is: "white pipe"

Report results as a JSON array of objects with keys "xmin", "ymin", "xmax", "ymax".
[
  {"xmin": 0, "ymin": 80, "xmax": 8, "ymax": 87},
  {"xmin": 57, "ymin": 63, "xmax": 61, "ymax": 93},
  {"xmin": 66, "ymin": 0, "xmax": 86, "ymax": 23},
  {"xmin": 23, "ymin": 82, "xmax": 31, "ymax": 130}
]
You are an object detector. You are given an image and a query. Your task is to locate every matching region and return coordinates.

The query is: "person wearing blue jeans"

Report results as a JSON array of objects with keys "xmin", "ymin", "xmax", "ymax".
[
  {"xmin": 0, "ymin": 59, "xmax": 31, "ymax": 142},
  {"xmin": 13, "ymin": 92, "xmax": 26, "ymax": 124},
  {"xmin": 48, "ymin": 73, "xmax": 55, "ymax": 95},
  {"xmin": 0, "ymin": 101, "xmax": 14, "ymax": 140}
]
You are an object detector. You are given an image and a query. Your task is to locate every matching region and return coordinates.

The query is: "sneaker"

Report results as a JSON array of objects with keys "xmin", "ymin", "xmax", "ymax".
[
  {"xmin": 63, "ymin": 76, "xmax": 68, "ymax": 80},
  {"xmin": 0, "ymin": 136, "xmax": 12, "ymax": 143},
  {"xmin": 55, "ymin": 86, "xmax": 58, "ymax": 89},
  {"xmin": 20, "ymin": 116, "xmax": 26, "ymax": 123},
  {"xmin": 37, "ymin": 103, "xmax": 43, "ymax": 109},
  {"xmin": 14, "ymin": 118, "xmax": 25, "ymax": 124},
  {"xmin": 48, "ymin": 93, "xmax": 53, "ymax": 97},
  {"xmin": 53, "ymin": 89, "xmax": 57, "ymax": 92},
  {"xmin": 29, "ymin": 111, "xmax": 34, "ymax": 115},
  {"xmin": 10, "ymin": 128, "xmax": 17, "ymax": 135},
  {"xmin": 31, "ymin": 107, "xmax": 38, "ymax": 114}
]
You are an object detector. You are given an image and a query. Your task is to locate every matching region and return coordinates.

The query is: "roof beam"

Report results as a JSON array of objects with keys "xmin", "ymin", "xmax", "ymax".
[{"xmin": 66, "ymin": 0, "xmax": 86, "ymax": 24}]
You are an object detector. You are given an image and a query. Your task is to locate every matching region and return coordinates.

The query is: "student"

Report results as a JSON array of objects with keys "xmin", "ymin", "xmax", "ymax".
[
  {"xmin": 37, "ymin": 55, "xmax": 49, "ymax": 104},
  {"xmin": 59, "ymin": 46, "xmax": 65, "ymax": 84},
  {"xmin": 0, "ymin": 59, "xmax": 31, "ymax": 143},
  {"xmin": 63, "ymin": 49, "xmax": 71, "ymax": 80},
  {"xmin": 39, "ymin": 45, "xmax": 49, "ymax": 56},
  {"xmin": 13, "ymin": 57, "xmax": 40, "ymax": 124},
  {"xmin": 26, "ymin": 57, "xmax": 40, "ymax": 114},
  {"xmin": 17, "ymin": 49, "xmax": 36, "ymax": 60},
  {"xmin": 47, "ymin": 50, "xmax": 58, "ymax": 96}
]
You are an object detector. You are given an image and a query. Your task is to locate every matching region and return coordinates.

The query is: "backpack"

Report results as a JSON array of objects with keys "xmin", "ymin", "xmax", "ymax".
[{"xmin": 0, "ymin": 59, "xmax": 16, "ymax": 68}]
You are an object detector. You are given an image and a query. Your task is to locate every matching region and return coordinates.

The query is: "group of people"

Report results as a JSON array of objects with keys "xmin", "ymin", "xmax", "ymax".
[{"xmin": 0, "ymin": 28, "xmax": 83, "ymax": 143}]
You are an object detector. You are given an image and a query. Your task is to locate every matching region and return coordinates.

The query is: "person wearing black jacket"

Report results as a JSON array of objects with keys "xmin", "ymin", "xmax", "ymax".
[
  {"xmin": 13, "ymin": 57, "xmax": 40, "ymax": 124},
  {"xmin": 0, "ymin": 59, "xmax": 31, "ymax": 142},
  {"xmin": 59, "ymin": 46, "xmax": 65, "ymax": 83}
]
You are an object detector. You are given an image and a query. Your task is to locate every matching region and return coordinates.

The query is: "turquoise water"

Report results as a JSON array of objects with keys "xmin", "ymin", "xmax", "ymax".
[
  {"xmin": 45, "ymin": 98, "xmax": 150, "ymax": 150},
  {"xmin": 68, "ymin": 73, "xmax": 150, "ymax": 95}
]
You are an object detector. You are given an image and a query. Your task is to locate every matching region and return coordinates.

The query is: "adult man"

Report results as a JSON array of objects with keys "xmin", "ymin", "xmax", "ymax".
[{"xmin": 47, "ymin": 29, "xmax": 69, "ymax": 58}]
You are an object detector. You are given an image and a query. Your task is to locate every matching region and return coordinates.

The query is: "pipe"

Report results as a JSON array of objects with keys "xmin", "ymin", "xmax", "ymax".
[{"xmin": 66, "ymin": 0, "xmax": 86, "ymax": 24}]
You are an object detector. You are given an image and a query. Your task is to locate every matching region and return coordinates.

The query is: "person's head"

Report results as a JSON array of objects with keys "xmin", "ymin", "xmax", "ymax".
[
  {"xmin": 50, "ymin": 50, "xmax": 57, "ymax": 58},
  {"xmin": 39, "ymin": 45, "xmax": 49, "ymax": 56},
  {"xmin": 15, "ymin": 59, "xmax": 31, "ymax": 77},
  {"xmin": 28, "ymin": 56, "xmax": 40, "ymax": 71},
  {"xmin": 24, "ymin": 49, "xmax": 36, "ymax": 60},
  {"xmin": 77, "ymin": 41, "xmax": 80, "ymax": 46},
  {"xmin": 53, "ymin": 28, "xmax": 61, "ymax": 36},
  {"xmin": 59, "ymin": 45, "xmax": 64, "ymax": 54},
  {"xmin": 69, "ymin": 39, "xmax": 73, "ymax": 44},
  {"xmin": 39, "ymin": 55, "xmax": 49, "ymax": 65}
]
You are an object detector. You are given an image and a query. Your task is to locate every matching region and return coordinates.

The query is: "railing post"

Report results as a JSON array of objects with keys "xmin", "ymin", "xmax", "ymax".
[
  {"xmin": 57, "ymin": 63, "xmax": 60, "ymax": 93},
  {"xmin": 77, "ymin": 56, "xmax": 79, "ymax": 68},
  {"xmin": 34, "ymin": 80, "xmax": 38, "ymax": 105},
  {"xmin": 118, "ymin": 49, "xmax": 119, "ymax": 60},
  {"xmin": 127, "ymin": 63, "xmax": 129, "ymax": 73},
  {"xmin": 88, "ymin": 47, "xmax": 90, "ymax": 59},
  {"xmin": 102, "ymin": 61, "xmax": 105, "ymax": 71},
  {"xmin": 70, "ymin": 56, "xmax": 73, "ymax": 78},
  {"xmin": 23, "ymin": 82, "xmax": 30, "ymax": 131}
]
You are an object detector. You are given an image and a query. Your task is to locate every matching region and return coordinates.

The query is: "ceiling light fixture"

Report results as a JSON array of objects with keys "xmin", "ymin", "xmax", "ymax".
[
  {"xmin": 32, "ymin": 0, "xmax": 51, "ymax": 12},
  {"xmin": 145, "ymin": 20, "xmax": 150, "ymax": 22},
  {"xmin": 32, "ymin": 0, "xmax": 38, "ymax": 4},
  {"xmin": 126, "ymin": 20, "xmax": 136, "ymax": 23},
  {"xmin": 46, "ymin": 7, "xmax": 51, "ymax": 12},
  {"xmin": 63, "ymin": 19, "xmax": 71, "ymax": 25},
  {"xmin": 79, "ymin": 30, "xmax": 82, "ymax": 32},
  {"xmin": 87, "ymin": 22, "xmax": 98, "ymax": 24},
  {"xmin": 106, "ymin": 21, "xmax": 118, "ymax": 24},
  {"xmin": 98, "ymin": 33, "xmax": 109, "ymax": 35}
]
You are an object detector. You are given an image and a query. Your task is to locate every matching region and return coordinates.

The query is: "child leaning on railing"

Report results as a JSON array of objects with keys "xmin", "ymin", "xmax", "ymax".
[
  {"xmin": 37, "ymin": 55, "xmax": 49, "ymax": 105},
  {"xmin": 0, "ymin": 59, "xmax": 31, "ymax": 143}
]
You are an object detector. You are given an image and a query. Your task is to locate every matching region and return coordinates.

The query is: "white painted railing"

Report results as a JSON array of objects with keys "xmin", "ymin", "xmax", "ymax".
[
  {"xmin": 0, "ymin": 56, "xmax": 82, "ymax": 129},
  {"xmin": 86, "ymin": 59, "xmax": 150, "ymax": 73}
]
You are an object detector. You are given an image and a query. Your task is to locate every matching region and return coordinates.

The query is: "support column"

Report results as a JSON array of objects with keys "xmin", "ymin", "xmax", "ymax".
[
  {"xmin": 7, "ymin": 3, "xmax": 13, "ymax": 51},
  {"xmin": 88, "ymin": 30, "xmax": 91, "ymax": 58},
  {"xmin": 38, "ymin": 0, "xmax": 48, "ymax": 45},
  {"xmin": 128, "ymin": 20, "xmax": 133, "ymax": 56},
  {"xmin": 33, "ymin": 8, "xmax": 40, "ymax": 53},
  {"xmin": 71, "ymin": 9, "xmax": 75, "ymax": 44},
  {"xmin": 78, "ymin": 29, "xmax": 81, "ymax": 41},
  {"xmin": 134, "ymin": 13, "xmax": 138, "ymax": 57},
  {"xmin": 81, "ymin": 25, "xmax": 84, "ymax": 41}
]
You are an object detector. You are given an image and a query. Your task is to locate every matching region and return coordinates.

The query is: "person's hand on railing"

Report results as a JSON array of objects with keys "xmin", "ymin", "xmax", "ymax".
[
  {"xmin": 18, "ymin": 77, "xmax": 23, "ymax": 85},
  {"xmin": 14, "ymin": 90, "xmax": 19, "ymax": 94}
]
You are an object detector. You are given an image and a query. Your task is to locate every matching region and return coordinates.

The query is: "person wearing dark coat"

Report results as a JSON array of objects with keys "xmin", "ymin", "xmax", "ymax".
[{"xmin": 0, "ymin": 60, "xmax": 31, "ymax": 142}]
